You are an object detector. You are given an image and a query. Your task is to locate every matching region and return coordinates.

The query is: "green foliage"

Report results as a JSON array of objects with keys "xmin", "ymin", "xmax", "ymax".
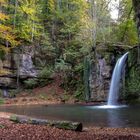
[
  {"xmin": 39, "ymin": 66, "xmax": 53, "ymax": 78},
  {"xmin": 0, "ymin": 50, "xmax": 5, "ymax": 60},
  {"xmin": 55, "ymin": 59, "xmax": 71, "ymax": 72},
  {"xmin": 84, "ymin": 56, "xmax": 91, "ymax": 101},
  {"xmin": 24, "ymin": 78, "xmax": 38, "ymax": 89},
  {"xmin": 35, "ymin": 66, "xmax": 54, "ymax": 87},
  {"xmin": 8, "ymin": 89, "xmax": 22, "ymax": 97},
  {"xmin": 10, "ymin": 115, "xmax": 18, "ymax": 123},
  {"xmin": 74, "ymin": 84, "xmax": 85, "ymax": 101},
  {"xmin": 24, "ymin": 67, "xmax": 54, "ymax": 89},
  {"xmin": 0, "ymin": 98, "xmax": 5, "ymax": 105},
  {"xmin": 0, "ymin": 1, "xmax": 19, "ymax": 51},
  {"xmin": 74, "ymin": 63, "xmax": 84, "ymax": 74},
  {"xmin": 44, "ymin": 0, "xmax": 89, "ymax": 57},
  {"xmin": 34, "ymin": 41, "xmax": 56, "ymax": 68},
  {"xmin": 111, "ymin": 19, "xmax": 138, "ymax": 45},
  {"xmin": 125, "ymin": 67, "xmax": 140, "ymax": 102},
  {"xmin": 109, "ymin": 0, "xmax": 138, "ymax": 45},
  {"xmin": 8, "ymin": 0, "xmax": 44, "ymax": 44}
]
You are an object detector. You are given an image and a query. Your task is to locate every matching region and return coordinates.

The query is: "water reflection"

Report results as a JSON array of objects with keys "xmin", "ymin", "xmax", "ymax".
[
  {"xmin": 0, "ymin": 104, "xmax": 139, "ymax": 127},
  {"xmin": 107, "ymin": 109, "xmax": 125, "ymax": 127}
]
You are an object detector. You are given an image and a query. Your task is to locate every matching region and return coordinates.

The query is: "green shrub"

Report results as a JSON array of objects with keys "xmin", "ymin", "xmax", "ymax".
[
  {"xmin": 74, "ymin": 84, "xmax": 85, "ymax": 101},
  {"xmin": 23, "ymin": 66, "xmax": 54, "ymax": 89},
  {"xmin": 8, "ymin": 89, "xmax": 23, "ymax": 97},
  {"xmin": 24, "ymin": 78, "xmax": 38, "ymax": 89},
  {"xmin": 125, "ymin": 68, "xmax": 140, "ymax": 102},
  {"xmin": 0, "ymin": 98, "xmax": 5, "ymax": 105},
  {"xmin": 37, "ymin": 66, "xmax": 54, "ymax": 87},
  {"xmin": 38, "ymin": 66, "xmax": 53, "ymax": 78},
  {"xmin": 0, "ymin": 50, "xmax": 5, "ymax": 60},
  {"xmin": 55, "ymin": 59, "xmax": 71, "ymax": 72}
]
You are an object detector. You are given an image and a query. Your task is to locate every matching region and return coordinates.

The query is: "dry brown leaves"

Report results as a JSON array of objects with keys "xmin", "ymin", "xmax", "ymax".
[{"xmin": 0, "ymin": 118, "xmax": 139, "ymax": 140}]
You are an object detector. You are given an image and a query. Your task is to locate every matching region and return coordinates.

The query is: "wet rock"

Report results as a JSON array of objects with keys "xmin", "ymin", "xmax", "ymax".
[{"xmin": 89, "ymin": 56, "xmax": 111, "ymax": 101}]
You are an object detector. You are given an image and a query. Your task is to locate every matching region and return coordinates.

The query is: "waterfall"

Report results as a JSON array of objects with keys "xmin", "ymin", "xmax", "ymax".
[{"xmin": 107, "ymin": 52, "xmax": 129, "ymax": 105}]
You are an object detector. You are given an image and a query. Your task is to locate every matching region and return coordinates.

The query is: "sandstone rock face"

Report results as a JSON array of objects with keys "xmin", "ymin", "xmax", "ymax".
[
  {"xmin": 19, "ymin": 54, "xmax": 37, "ymax": 77},
  {"xmin": 88, "ymin": 43, "xmax": 121, "ymax": 102},
  {"xmin": 89, "ymin": 55, "xmax": 112, "ymax": 102},
  {"xmin": 13, "ymin": 46, "xmax": 38, "ymax": 78},
  {"xmin": 0, "ymin": 46, "xmax": 37, "ymax": 89},
  {"xmin": 0, "ymin": 54, "xmax": 16, "ymax": 89}
]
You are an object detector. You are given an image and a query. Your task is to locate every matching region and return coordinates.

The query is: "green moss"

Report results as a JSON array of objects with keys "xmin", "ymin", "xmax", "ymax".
[
  {"xmin": 57, "ymin": 122, "xmax": 72, "ymax": 129},
  {"xmin": 10, "ymin": 115, "xmax": 18, "ymax": 123},
  {"xmin": 0, "ymin": 124, "xmax": 5, "ymax": 129}
]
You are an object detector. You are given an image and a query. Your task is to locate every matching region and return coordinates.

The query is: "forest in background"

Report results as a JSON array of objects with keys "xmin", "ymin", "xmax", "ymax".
[{"xmin": 0, "ymin": 0, "xmax": 139, "ymax": 102}]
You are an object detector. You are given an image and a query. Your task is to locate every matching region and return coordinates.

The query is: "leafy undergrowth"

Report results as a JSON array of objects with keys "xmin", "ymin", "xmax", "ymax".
[
  {"xmin": 1, "ymin": 73, "xmax": 86, "ymax": 105},
  {"xmin": 3, "ymin": 75, "xmax": 79, "ymax": 105}
]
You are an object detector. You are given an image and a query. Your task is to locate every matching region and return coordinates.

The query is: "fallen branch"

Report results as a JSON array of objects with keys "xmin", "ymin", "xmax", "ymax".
[{"xmin": 10, "ymin": 115, "xmax": 83, "ymax": 132}]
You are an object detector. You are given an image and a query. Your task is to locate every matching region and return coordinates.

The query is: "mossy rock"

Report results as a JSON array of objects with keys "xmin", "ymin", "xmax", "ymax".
[{"xmin": 0, "ymin": 124, "xmax": 6, "ymax": 129}]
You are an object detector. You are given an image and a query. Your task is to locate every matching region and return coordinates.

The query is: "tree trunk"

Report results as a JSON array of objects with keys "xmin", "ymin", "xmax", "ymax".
[
  {"xmin": 10, "ymin": 115, "xmax": 83, "ymax": 132},
  {"xmin": 132, "ymin": 0, "xmax": 140, "ymax": 40},
  {"xmin": 132, "ymin": 0, "xmax": 140, "ymax": 65}
]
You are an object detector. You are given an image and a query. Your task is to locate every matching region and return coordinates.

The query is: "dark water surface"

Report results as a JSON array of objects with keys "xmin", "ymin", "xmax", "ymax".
[{"xmin": 0, "ymin": 104, "xmax": 140, "ymax": 127}]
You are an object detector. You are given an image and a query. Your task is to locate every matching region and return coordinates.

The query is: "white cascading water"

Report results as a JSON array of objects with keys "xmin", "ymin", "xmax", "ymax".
[{"xmin": 107, "ymin": 52, "xmax": 129, "ymax": 106}]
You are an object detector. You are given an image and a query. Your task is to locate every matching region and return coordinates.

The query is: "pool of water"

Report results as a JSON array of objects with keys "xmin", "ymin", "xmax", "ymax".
[{"xmin": 0, "ymin": 104, "xmax": 140, "ymax": 127}]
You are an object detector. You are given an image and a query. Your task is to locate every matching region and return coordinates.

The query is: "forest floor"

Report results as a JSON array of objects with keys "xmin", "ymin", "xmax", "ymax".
[
  {"xmin": 0, "ymin": 113, "xmax": 139, "ymax": 140},
  {"xmin": 2, "ymin": 80, "xmax": 89, "ymax": 106},
  {"xmin": 2, "ymin": 74, "xmax": 102, "ymax": 106}
]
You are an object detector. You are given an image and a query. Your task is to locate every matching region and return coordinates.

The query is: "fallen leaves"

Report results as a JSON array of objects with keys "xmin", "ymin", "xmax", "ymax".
[{"xmin": 0, "ymin": 118, "xmax": 139, "ymax": 140}]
